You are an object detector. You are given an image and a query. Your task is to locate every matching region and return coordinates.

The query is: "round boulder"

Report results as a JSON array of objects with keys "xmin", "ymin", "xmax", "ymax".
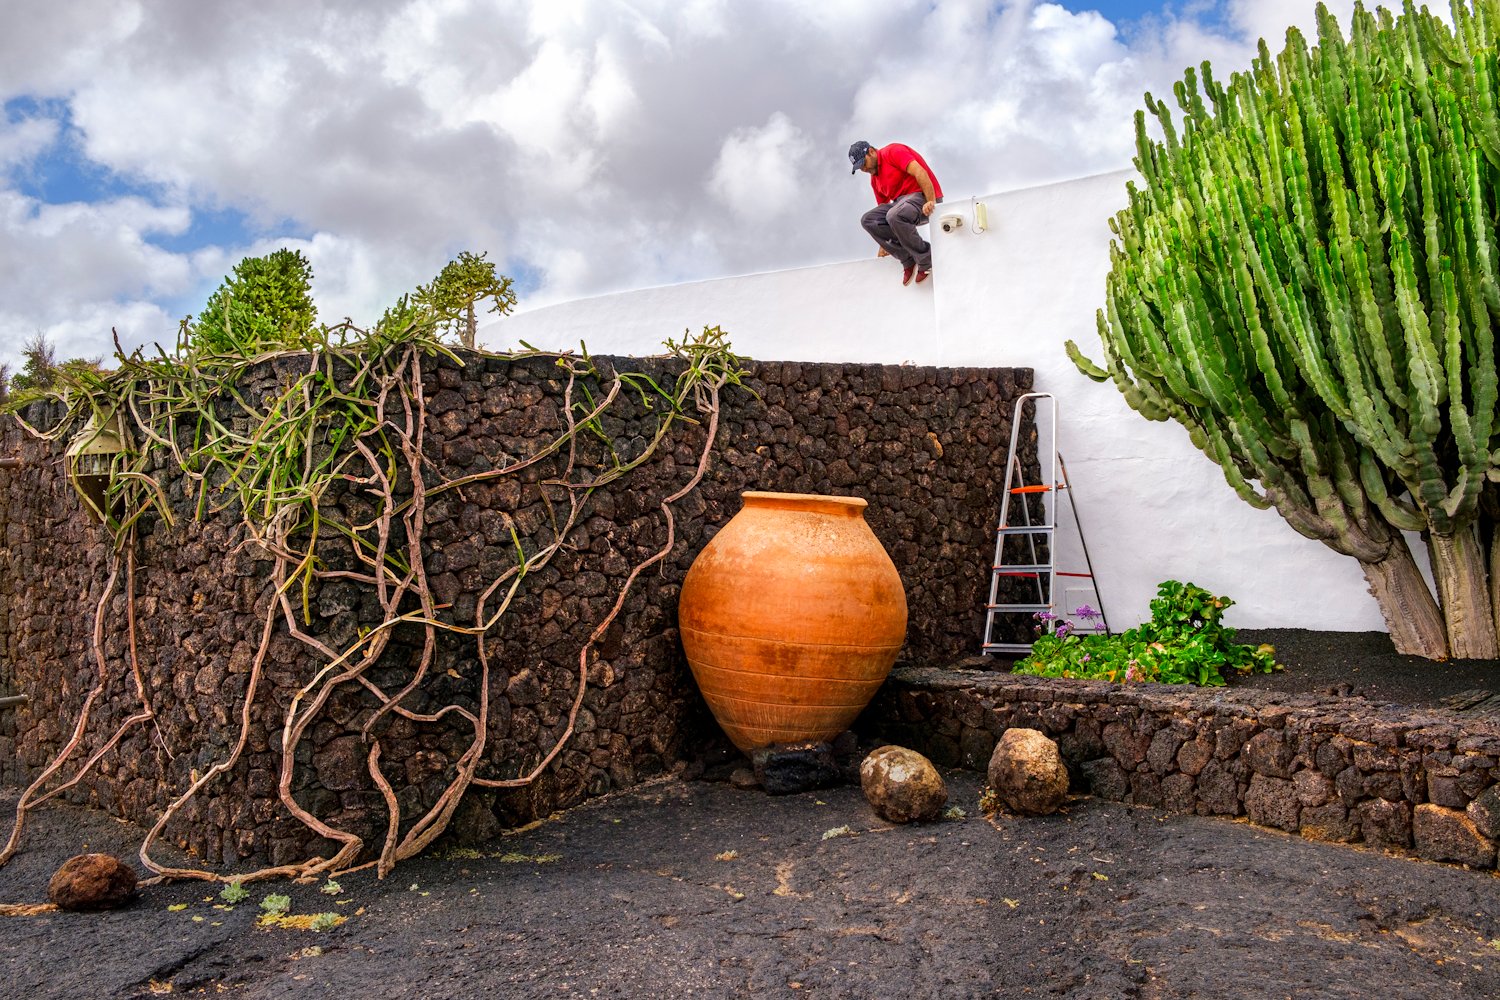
[
  {"xmin": 987, "ymin": 728, "xmax": 1069, "ymax": 816},
  {"xmin": 860, "ymin": 745, "xmax": 947, "ymax": 823},
  {"xmin": 48, "ymin": 853, "xmax": 138, "ymax": 912}
]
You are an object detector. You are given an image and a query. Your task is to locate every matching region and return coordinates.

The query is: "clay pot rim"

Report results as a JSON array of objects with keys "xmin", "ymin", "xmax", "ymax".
[{"xmin": 741, "ymin": 491, "xmax": 867, "ymax": 516}]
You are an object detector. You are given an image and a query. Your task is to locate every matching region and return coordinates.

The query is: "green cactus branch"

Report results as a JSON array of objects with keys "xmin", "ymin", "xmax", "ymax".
[{"xmin": 1073, "ymin": 0, "xmax": 1500, "ymax": 659}]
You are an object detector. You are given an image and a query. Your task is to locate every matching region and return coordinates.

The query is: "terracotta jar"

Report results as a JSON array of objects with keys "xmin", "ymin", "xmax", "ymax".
[{"xmin": 678, "ymin": 491, "xmax": 908, "ymax": 752}]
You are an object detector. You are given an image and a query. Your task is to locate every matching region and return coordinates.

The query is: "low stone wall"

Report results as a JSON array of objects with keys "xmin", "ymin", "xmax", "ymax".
[
  {"xmin": 0, "ymin": 353, "xmax": 1032, "ymax": 865},
  {"xmin": 866, "ymin": 667, "xmax": 1500, "ymax": 870}
]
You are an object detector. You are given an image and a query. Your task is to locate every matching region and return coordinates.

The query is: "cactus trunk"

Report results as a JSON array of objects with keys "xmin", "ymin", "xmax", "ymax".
[
  {"xmin": 1360, "ymin": 548, "xmax": 1450, "ymax": 659},
  {"xmin": 1492, "ymin": 525, "xmax": 1500, "ymax": 633},
  {"xmin": 1428, "ymin": 528, "xmax": 1500, "ymax": 657}
]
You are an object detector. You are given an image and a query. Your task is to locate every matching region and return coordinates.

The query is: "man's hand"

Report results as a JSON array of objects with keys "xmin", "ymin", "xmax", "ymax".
[
  {"xmin": 877, "ymin": 247, "xmax": 890, "ymax": 258},
  {"xmin": 907, "ymin": 162, "xmax": 938, "ymax": 217}
]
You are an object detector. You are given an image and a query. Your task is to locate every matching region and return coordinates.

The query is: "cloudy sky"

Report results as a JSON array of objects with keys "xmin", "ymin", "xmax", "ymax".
[{"xmin": 0, "ymin": 0, "xmax": 1359, "ymax": 371}]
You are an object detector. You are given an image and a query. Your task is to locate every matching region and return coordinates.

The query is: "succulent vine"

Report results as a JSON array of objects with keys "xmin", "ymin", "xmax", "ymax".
[
  {"xmin": 1, "ymin": 272, "xmax": 748, "ymax": 882},
  {"xmin": 1072, "ymin": 0, "xmax": 1500, "ymax": 660}
]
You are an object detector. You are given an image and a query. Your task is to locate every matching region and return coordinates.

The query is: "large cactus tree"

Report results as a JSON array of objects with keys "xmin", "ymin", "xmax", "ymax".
[{"xmin": 1072, "ymin": 0, "xmax": 1500, "ymax": 660}]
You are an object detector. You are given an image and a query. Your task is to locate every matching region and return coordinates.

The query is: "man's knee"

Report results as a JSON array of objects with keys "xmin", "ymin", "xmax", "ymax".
[{"xmin": 861, "ymin": 205, "xmax": 890, "ymax": 235}]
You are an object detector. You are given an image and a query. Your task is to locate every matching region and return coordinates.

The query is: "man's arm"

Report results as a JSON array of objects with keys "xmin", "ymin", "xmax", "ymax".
[{"xmin": 907, "ymin": 162, "xmax": 937, "ymax": 216}]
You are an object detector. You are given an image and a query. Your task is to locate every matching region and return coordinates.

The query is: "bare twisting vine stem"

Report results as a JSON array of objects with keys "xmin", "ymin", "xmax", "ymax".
[{"xmin": 1, "ymin": 319, "xmax": 748, "ymax": 883}]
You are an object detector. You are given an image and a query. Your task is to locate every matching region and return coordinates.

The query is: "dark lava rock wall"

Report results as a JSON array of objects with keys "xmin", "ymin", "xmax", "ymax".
[
  {"xmin": 869, "ymin": 668, "xmax": 1500, "ymax": 870},
  {"xmin": 0, "ymin": 353, "xmax": 1030, "ymax": 864}
]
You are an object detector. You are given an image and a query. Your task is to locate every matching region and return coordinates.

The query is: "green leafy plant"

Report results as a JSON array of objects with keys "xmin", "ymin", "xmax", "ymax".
[
  {"xmin": 193, "ymin": 248, "xmax": 317, "ymax": 356},
  {"xmin": 220, "ymin": 880, "xmax": 249, "ymax": 903},
  {"xmin": 7, "ymin": 333, "xmax": 104, "ymax": 403},
  {"xmin": 1013, "ymin": 582, "xmax": 1279, "ymax": 686},
  {"xmin": 1071, "ymin": 1, "xmax": 1500, "ymax": 660},
  {"xmin": 259, "ymin": 893, "xmax": 291, "ymax": 915},
  {"xmin": 378, "ymin": 250, "xmax": 516, "ymax": 349},
  {"xmin": 307, "ymin": 912, "xmax": 340, "ymax": 932}
]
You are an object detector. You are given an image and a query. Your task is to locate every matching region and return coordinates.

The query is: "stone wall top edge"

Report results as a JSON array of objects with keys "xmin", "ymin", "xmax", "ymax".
[
  {"xmin": 887, "ymin": 667, "xmax": 1500, "ymax": 741},
  {"xmin": 465, "ymin": 350, "xmax": 1031, "ymax": 381},
  {"xmin": 1, "ymin": 351, "xmax": 1034, "ymax": 427}
]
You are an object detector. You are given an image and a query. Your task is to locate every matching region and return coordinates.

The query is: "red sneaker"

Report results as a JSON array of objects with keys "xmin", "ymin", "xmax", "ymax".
[
  {"xmin": 901, "ymin": 265, "xmax": 915, "ymax": 286},
  {"xmin": 915, "ymin": 268, "xmax": 931, "ymax": 284}
]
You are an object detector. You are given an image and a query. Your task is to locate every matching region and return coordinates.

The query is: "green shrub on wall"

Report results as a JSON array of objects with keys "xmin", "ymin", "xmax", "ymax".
[
  {"xmin": 1014, "ymin": 581, "xmax": 1279, "ymax": 686},
  {"xmin": 194, "ymin": 249, "xmax": 319, "ymax": 356},
  {"xmin": 1073, "ymin": 0, "xmax": 1500, "ymax": 660}
]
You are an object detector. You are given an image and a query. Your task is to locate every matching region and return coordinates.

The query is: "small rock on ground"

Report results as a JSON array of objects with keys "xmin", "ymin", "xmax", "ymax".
[
  {"xmin": 988, "ymin": 727, "xmax": 1069, "ymax": 815},
  {"xmin": 860, "ymin": 744, "xmax": 947, "ymax": 822},
  {"xmin": 48, "ymin": 853, "xmax": 137, "ymax": 912}
]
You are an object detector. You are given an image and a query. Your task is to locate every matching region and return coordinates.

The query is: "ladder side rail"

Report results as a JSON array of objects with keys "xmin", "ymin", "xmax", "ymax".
[
  {"xmin": 1058, "ymin": 454, "xmax": 1110, "ymax": 635},
  {"xmin": 1040, "ymin": 394, "xmax": 1059, "ymax": 629},
  {"xmin": 985, "ymin": 392, "xmax": 1058, "ymax": 652},
  {"xmin": 983, "ymin": 394, "xmax": 1034, "ymax": 649},
  {"xmin": 1011, "ymin": 394, "xmax": 1052, "ymax": 608}
]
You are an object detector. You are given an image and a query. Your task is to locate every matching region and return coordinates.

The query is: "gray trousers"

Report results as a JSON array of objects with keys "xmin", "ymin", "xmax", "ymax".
[{"xmin": 861, "ymin": 192, "xmax": 932, "ymax": 269}]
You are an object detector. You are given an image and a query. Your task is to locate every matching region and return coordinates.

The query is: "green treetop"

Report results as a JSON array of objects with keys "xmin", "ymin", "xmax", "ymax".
[{"xmin": 193, "ymin": 248, "xmax": 317, "ymax": 356}]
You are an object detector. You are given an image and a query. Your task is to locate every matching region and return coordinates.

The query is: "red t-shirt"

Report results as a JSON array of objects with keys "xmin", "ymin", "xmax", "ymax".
[{"xmin": 870, "ymin": 143, "xmax": 943, "ymax": 204}]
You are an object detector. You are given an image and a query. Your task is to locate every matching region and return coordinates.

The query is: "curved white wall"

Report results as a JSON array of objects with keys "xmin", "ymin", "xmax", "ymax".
[
  {"xmin": 490, "ymin": 257, "xmax": 936, "ymax": 363},
  {"xmin": 488, "ymin": 170, "xmax": 1400, "ymax": 633}
]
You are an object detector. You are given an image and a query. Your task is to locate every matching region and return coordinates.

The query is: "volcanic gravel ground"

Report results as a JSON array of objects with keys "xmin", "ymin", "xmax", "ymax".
[
  {"xmin": 1230, "ymin": 629, "xmax": 1500, "ymax": 710},
  {"xmin": 2, "ymin": 767, "xmax": 1499, "ymax": 999}
]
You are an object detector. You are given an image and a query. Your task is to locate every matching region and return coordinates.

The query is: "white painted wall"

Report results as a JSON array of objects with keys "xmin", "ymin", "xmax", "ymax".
[
  {"xmin": 488, "ymin": 257, "xmax": 936, "ymax": 363},
  {"xmin": 488, "ymin": 170, "xmax": 1395, "ymax": 632}
]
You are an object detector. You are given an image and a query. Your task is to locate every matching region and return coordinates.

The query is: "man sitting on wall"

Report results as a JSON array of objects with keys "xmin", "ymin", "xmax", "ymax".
[{"xmin": 849, "ymin": 140, "xmax": 944, "ymax": 286}]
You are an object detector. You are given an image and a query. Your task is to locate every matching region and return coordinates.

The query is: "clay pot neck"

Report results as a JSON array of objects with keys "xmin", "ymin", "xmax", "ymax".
[{"xmin": 741, "ymin": 491, "xmax": 867, "ymax": 518}]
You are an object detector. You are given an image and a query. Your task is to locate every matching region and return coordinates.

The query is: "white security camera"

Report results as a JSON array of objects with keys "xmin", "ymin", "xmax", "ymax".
[{"xmin": 938, "ymin": 213, "xmax": 965, "ymax": 233}]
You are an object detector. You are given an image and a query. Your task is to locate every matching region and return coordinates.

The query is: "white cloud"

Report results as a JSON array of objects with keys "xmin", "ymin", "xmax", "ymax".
[
  {"xmin": 584, "ymin": 40, "xmax": 642, "ymax": 139},
  {"xmin": 708, "ymin": 113, "xmax": 813, "ymax": 221},
  {"xmin": 1227, "ymin": 0, "xmax": 1359, "ymax": 50},
  {"xmin": 0, "ymin": 189, "xmax": 199, "ymax": 362},
  {"xmin": 0, "ymin": 191, "xmax": 190, "ymax": 302},
  {"xmin": 485, "ymin": 41, "xmax": 590, "ymax": 156},
  {"xmin": 0, "ymin": 299, "xmax": 177, "ymax": 368},
  {"xmin": 0, "ymin": 0, "xmax": 1377, "ymax": 372},
  {"xmin": 0, "ymin": 116, "xmax": 58, "ymax": 169},
  {"xmin": 0, "ymin": 1, "xmax": 142, "ymax": 99}
]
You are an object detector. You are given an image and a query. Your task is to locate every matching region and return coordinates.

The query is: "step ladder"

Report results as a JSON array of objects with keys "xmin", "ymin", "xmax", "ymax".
[{"xmin": 981, "ymin": 392, "xmax": 1108, "ymax": 655}]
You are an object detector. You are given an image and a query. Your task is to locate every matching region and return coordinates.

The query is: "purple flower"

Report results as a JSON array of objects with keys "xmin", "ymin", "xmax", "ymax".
[{"xmin": 1076, "ymin": 604, "xmax": 1099, "ymax": 621}]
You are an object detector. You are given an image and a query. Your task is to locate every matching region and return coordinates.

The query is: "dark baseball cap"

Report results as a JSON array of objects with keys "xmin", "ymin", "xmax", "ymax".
[{"xmin": 848, "ymin": 140, "xmax": 872, "ymax": 173}]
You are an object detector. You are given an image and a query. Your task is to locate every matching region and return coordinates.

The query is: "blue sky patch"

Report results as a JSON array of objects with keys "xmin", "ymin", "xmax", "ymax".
[
  {"xmin": 505, "ymin": 259, "xmax": 545, "ymax": 300},
  {"xmin": 3, "ymin": 95, "xmax": 267, "ymax": 256},
  {"xmin": 5, "ymin": 96, "xmax": 142, "ymax": 206},
  {"xmin": 1085, "ymin": 0, "xmax": 1232, "ymax": 38}
]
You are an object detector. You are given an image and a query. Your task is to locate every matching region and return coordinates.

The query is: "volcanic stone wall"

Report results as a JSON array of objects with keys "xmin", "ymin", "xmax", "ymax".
[
  {"xmin": 868, "ymin": 668, "xmax": 1500, "ymax": 870},
  {"xmin": 0, "ymin": 353, "xmax": 1031, "ymax": 864}
]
